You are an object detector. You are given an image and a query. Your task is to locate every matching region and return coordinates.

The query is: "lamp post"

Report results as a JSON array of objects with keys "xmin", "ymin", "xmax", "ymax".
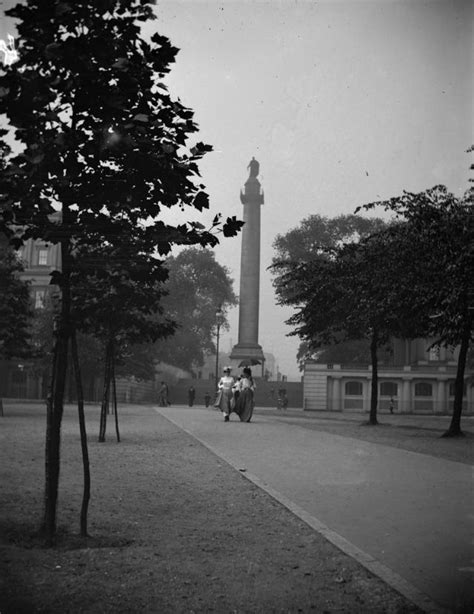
[{"xmin": 215, "ymin": 306, "xmax": 224, "ymax": 384}]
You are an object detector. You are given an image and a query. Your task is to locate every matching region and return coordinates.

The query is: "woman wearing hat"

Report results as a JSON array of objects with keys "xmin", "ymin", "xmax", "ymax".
[
  {"xmin": 215, "ymin": 366, "xmax": 235, "ymax": 421},
  {"xmin": 233, "ymin": 367, "xmax": 256, "ymax": 422}
]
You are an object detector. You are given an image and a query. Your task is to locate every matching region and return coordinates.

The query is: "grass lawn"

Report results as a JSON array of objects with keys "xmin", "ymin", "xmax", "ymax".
[{"xmin": 1, "ymin": 402, "xmax": 431, "ymax": 613}]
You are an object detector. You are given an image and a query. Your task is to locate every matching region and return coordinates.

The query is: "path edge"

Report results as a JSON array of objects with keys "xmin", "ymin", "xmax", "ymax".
[{"xmin": 156, "ymin": 407, "xmax": 451, "ymax": 614}]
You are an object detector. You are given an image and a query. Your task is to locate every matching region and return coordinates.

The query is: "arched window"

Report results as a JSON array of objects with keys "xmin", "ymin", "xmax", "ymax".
[
  {"xmin": 415, "ymin": 382, "xmax": 432, "ymax": 397},
  {"xmin": 380, "ymin": 382, "xmax": 398, "ymax": 397},
  {"xmin": 345, "ymin": 381, "xmax": 363, "ymax": 396}
]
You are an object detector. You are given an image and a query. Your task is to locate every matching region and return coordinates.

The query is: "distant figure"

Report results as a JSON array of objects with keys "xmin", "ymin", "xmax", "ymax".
[
  {"xmin": 233, "ymin": 367, "xmax": 256, "ymax": 423},
  {"xmin": 389, "ymin": 397, "xmax": 394, "ymax": 414},
  {"xmin": 247, "ymin": 156, "xmax": 259, "ymax": 178},
  {"xmin": 188, "ymin": 386, "xmax": 196, "ymax": 407},
  {"xmin": 216, "ymin": 366, "xmax": 235, "ymax": 422},
  {"xmin": 277, "ymin": 388, "xmax": 288, "ymax": 410},
  {"xmin": 159, "ymin": 381, "xmax": 170, "ymax": 407},
  {"xmin": 204, "ymin": 391, "xmax": 211, "ymax": 408}
]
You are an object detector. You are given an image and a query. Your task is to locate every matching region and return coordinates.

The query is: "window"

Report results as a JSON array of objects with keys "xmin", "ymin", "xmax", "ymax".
[
  {"xmin": 344, "ymin": 380, "xmax": 364, "ymax": 409},
  {"xmin": 345, "ymin": 381, "xmax": 363, "ymax": 395},
  {"xmin": 34, "ymin": 290, "xmax": 45, "ymax": 309},
  {"xmin": 415, "ymin": 382, "xmax": 432, "ymax": 397},
  {"xmin": 428, "ymin": 346, "xmax": 440, "ymax": 361},
  {"xmin": 380, "ymin": 382, "xmax": 398, "ymax": 397},
  {"xmin": 37, "ymin": 248, "xmax": 48, "ymax": 266}
]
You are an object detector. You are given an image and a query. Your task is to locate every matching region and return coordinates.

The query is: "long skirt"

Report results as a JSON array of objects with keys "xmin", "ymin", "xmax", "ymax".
[
  {"xmin": 235, "ymin": 388, "xmax": 254, "ymax": 422},
  {"xmin": 216, "ymin": 388, "xmax": 233, "ymax": 413}
]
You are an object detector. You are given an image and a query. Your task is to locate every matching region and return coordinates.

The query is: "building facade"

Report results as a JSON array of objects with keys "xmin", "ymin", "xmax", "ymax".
[
  {"xmin": 18, "ymin": 236, "xmax": 62, "ymax": 307},
  {"xmin": 303, "ymin": 338, "xmax": 473, "ymax": 414}
]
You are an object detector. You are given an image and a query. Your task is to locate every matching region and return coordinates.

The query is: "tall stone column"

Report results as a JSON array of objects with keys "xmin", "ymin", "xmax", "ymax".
[{"xmin": 230, "ymin": 158, "xmax": 265, "ymax": 365}]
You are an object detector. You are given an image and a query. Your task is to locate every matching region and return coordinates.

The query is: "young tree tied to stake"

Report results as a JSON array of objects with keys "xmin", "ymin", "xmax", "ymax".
[
  {"xmin": 71, "ymin": 239, "xmax": 175, "ymax": 442},
  {"xmin": 0, "ymin": 0, "xmax": 242, "ymax": 544}
]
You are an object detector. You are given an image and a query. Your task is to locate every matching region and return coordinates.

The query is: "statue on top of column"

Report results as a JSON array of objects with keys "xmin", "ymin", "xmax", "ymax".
[{"xmin": 247, "ymin": 157, "xmax": 259, "ymax": 178}]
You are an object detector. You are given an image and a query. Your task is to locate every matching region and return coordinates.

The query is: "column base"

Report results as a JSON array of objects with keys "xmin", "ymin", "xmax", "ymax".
[
  {"xmin": 229, "ymin": 343, "xmax": 265, "ymax": 362},
  {"xmin": 228, "ymin": 345, "xmax": 266, "ymax": 378}
]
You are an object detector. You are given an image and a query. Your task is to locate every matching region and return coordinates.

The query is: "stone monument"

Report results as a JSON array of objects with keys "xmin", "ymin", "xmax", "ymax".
[{"xmin": 230, "ymin": 158, "xmax": 265, "ymax": 369}]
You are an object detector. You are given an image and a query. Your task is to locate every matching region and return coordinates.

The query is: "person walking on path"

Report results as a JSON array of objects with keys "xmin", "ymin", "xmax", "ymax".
[
  {"xmin": 188, "ymin": 386, "xmax": 196, "ymax": 407},
  {"xmin": 215, "ymin": 366, "xmax": 235, "ymax": 421},
  {"xmin": 277, "ymin": 388, "xmax": 288, "ymax": 410},
  {"xmin": 233, "ymin": 367, "xmax": 256, "ymax": 423},
  {"xmin": 204, "ymin": 391, "xmax": 211, "ymax": 407},
  {"xmin": 159, "ymin": 381, "xmax": 170, "ymax": 407}
]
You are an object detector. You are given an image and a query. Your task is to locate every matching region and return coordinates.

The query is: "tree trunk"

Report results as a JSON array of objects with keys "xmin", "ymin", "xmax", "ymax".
[
  {"xmin": 368, "ymin": 329, "xmax": 379, "ymax": 425},
  {"xmin": 42, "ymin": 244, "xmax": 70, "ymax": 546},
  {"xmin": 71, "ymin": 327, "xmax": 91, "ymax": 537},
  {"xmin": 442, "ymin": 314, "xmax": 472, "ymax": 438},
  {"xmin": 67, "ymin": 360, "xmax": 75, "ymax": 403},
  {"xmin": 0, "ymin": 367, "xmax": 4, "ymax": 413},
  {"xmin": 99, "ymin": 337, "xmax": 112, "ymax": 442},
  {"xmin": 111, "ymin": 345, "xmax": 120, "ymax": 443}
]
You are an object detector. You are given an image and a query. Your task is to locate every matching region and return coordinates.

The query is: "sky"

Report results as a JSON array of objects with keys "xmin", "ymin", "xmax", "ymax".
[
  {"xmin": 148, "ymin": 0, "xmax": 473, "ymax": 378},
  {"xmin": 1, "ymin": 0, "xmax": 472, "ymax": 379}
]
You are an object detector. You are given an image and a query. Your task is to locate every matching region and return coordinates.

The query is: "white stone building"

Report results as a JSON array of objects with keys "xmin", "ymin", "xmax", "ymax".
[{"xmin": 303, "ymin": 339, "xmax": 473, "ymax": 414}]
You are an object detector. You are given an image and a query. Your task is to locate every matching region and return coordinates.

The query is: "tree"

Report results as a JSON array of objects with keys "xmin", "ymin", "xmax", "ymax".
[
  {"xmin": 29, "ymin": 298, "xmax": 103, "ymax": 402},
  {"xmin": 272, "ymin": 214, "xmax": 386, "ymax": 365},
  {"xmin": 296, "ymin": 337, "xmax": 390, "ymax": 371},
  {"xmin": 156, "ymin": 248, "xmax": 237, "ymax": 373},
  {"xmin": 335, "ymin": 231, "xmax": 425, "ymax": 424},
  {"xmin": 115, "ymin": 341, "xmax": 162, "ymax": 382},
  {"xmin": 357, "ymin": 185, "xmax": 473, "ymax": 436},
  {"xmin": 0, "ymin": 141, "xmax": 32, "ymax": 368},
  {"xmin": 0, "ymin": 0, "xmax": 242, "ymax": 544},
  {"xmin": 272, "ymin": 213, "xmax": 387, "ymax": 265},
  {"xmin": 0, "ymin": 233, "xmax": 32, "ymax": 416},
  {"xmin": 275, "ymin": 219, "xmax": 425, "ymax": 424},
  {"xmin": 0, "ymin": 234, "xmax": 32, "ymax": 362},
  {"xmin": 71, "ymin": 240, "xmax": 175, "ymax": 442}
]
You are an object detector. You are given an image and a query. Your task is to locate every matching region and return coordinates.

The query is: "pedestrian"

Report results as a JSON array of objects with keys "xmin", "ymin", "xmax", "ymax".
[
  {"xmin": 159, "ymin": 381, "xmax": 169, "ymax": 407},
  {"xmin": 233, "ymin": 366, "xmax": 256, "ymax": 423},
  {"xmin": 188, "ymin": 386, "xmax": 195, "ymax": 407},
  {"xmin": 215, "ymin": 366, "xmax": 235, "ymax": 421},
  {"xmin": 204, "ymin": 391, "xmax": 211, "ymax": 407},
  {"xmin": 277, "ymin": 387, "xmax": 284, "ymax": 410},
  {"xmin": 389, "ymin": 396, "xmax": 394, "ymax": 414}
]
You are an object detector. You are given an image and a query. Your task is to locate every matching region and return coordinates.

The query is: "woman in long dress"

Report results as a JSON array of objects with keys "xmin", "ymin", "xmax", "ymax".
[
  {"xmin": 233, "ymin": 367, "xmax": 255, "ymax": 423},
  {"xmin": 216, "ymin": 366, "xmax": 235, "ymax": 422}
]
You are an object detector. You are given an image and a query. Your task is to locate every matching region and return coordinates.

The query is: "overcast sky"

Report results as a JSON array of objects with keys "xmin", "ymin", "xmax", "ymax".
[
  {"xmin": 1, "ymin": 0, "xmax": 472, "ymax": 379},
  {"xmin": 150, "ymin": 0, "xmax": 472, "ymax": 378}
]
